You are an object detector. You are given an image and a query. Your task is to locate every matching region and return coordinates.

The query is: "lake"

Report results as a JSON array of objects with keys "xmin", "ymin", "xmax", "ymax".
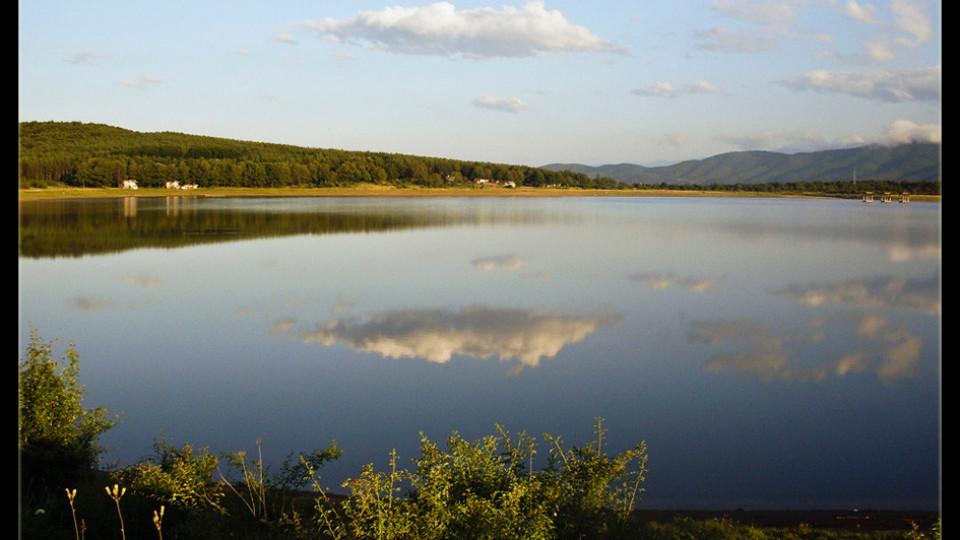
[{"xmin": 18, "ymin": 195, "xmax": 941, "ymax": 511}]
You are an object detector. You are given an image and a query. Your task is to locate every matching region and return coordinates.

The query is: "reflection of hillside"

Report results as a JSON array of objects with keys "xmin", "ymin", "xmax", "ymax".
[
  {"xmin": 19, "ymin": 198, "xmax": 562, "ymax": 258},
  {"xmin": 276, "ymin": 305, "xmax": 621, "ymax": 372},
  {"xmin": 19, "ymin": 198, "xmax": 447, "ymax": 258}
]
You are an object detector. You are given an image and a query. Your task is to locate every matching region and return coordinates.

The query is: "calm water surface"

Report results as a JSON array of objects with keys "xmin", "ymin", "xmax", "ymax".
[{"xmin": 19, "ymin": 196, "xmax": 940, "ymax": 510}]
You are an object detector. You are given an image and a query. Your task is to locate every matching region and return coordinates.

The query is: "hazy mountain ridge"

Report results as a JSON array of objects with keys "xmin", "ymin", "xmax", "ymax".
[{"xmin": 543, "ymin": 143, "xmax": 941, "ymax": 185}]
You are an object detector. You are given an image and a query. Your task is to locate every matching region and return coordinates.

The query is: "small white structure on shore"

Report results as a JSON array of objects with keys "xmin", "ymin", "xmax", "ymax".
[
  {"xmin": 120, "ymin": 179, "xmax": 138, "ymax": 190},
  {"xmin": 166, "ymin": 181, "xmax": 198, "ymax": 190}
]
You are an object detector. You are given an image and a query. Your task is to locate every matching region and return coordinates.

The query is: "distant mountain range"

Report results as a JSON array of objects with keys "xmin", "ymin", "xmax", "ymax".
[{"xmin": 542, "ymin": 143, "xmax": 940, "ymax": 185}]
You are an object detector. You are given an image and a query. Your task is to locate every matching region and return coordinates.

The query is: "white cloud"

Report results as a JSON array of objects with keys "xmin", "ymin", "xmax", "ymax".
[
  {"xmin": 843, "ymin": 0, "xmax": 881, "ymax": 24},
  {"xmin": 687, "ymin": 80, "xmax": 723, "ymax": 94},
  {"xmin": 119, "ymin": 74, "xmax": 162, "ymax": 88},
  {"xmin": 632, "ymin": 80, "xmax": 722, "ymax": 98},
  {"xmin": 693, "ymin": 26, "xmax": 778, "ymax": 53},
  {"xmin": 717, "ymin": 129, "xmax": 872, "ymax": 153},
  {"xmin": 694, "ymin": 0, "xmax": 800, "ymax": 53},
  {"xmin": 710, "ymin": 0, "xmax": 797, "ymax": 31},
  {"xmin": 631, "ymin": 81, "xmax": 677, "ymax": 98},
  {"xmin": 64, "ymin": 50, "xmax": 106, "ymax": 65},
  {"xmin": 718, "ymin": 131, "xmax": 781, "ymax": 150},
  {"xmin": 780, "ymin": 66, "xmax": 941, "ymax": 102},
  {"xmin": 880, "ymin": 119, "xmax": 941, "ymax": 145},
  {"xmin": 473, "ymin": 95, "xmax": 532, "ymax": 112},
  {"xmin": 699, "ymin": 0, "xmax": 936, "ymax": 65},
  {"xmin": 629, "ymin": 273, "xmax": 673, "ymax": 290},
  {"xmin": 659, "ymin": 133, "xmax": 689, "ymax": 148},
  {"xmin": 862, "ymin": 41, "xmax": 897, "ymax": 62},
  {"xmin": 303, "ymin": 1, "xmax": 623, "ymax": 59},
  {"xmin": 831, "ymin": 0, "xmax": 935, "ymax": 64},
  {"xmin": 275, "ymin": 30, "xmax": 298, "ymax": 44},
  {"xmin": 890, "ymin": 0, "xmax": 934, "ymax": 45}
]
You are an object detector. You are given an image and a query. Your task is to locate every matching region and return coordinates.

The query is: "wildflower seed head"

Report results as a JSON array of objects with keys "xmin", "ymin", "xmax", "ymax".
[{"xmin": 105, "ymin": 484, "xmax": 127, "ymax": 499}]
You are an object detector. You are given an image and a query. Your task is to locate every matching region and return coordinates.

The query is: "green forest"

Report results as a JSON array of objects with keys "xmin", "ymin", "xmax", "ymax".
[
  {"xmin": 18, "ymin": 121, "xmax": 626, "ymax": 190},
  {"xmin": 19, "ymin": 121, "xmax": 940, "ymax": 196}
]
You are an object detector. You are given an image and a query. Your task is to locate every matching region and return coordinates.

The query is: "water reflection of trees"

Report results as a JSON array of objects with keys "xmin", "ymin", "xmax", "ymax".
[{"xmin": 19, "ymin": 198, "xmax": 554, "ymax": 258}]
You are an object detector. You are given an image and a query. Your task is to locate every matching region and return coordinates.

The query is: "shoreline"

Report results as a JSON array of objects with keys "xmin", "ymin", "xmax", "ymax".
[
  {"xmin": 629, "ymin": 508, "xmax": 941, "ymax": 532},
  {"xmin": 18, "ymin": 185, "xmax": 942, "ymax": 202}
]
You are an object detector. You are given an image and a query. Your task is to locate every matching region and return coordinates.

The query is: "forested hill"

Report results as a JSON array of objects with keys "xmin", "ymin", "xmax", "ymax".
[
  {"xmin": 18, "ymin": 121, "xmax": 625, "ymax": 189},
  {"xmin": 543, "ymin": 143, "xmax": 940, "ymax": 185}
]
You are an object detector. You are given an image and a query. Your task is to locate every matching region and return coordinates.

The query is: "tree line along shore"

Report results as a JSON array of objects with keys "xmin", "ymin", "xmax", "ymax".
[
  {"xmin": 19, "ymin": 122, "xmax": 940, "ymax": 199},
  {"xmin": 17, "ymin": 183, "xmax": 943, "ymax": 203}
]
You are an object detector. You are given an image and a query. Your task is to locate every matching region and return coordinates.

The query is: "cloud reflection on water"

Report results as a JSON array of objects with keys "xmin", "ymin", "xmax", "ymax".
[
  {"xmin": 629, "ymin": 272, "xmax": 720, "ymax": 292},
  {"xmin": 687, "ymin": 315, "xmax": 925, "ymax": 382},
  {"xmin": 687, "ymin": 272, "xmax": 938, "ymax": 383},
  {"xmin": 774, "ymin": 274, "xmax": 941, "ymax": 316},
  {"xmin": 275, "ymin": 305, "xmax": 621, "ymax": 372},
  {"xmin": 471, "ymin": 254, "xmax": 525, "ymax": 271}
]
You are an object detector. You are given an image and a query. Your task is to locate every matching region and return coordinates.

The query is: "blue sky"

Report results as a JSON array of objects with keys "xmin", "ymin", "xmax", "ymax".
[{"xmin": 19, "ymin": 0, "xmax": 940, "ymax": 166}]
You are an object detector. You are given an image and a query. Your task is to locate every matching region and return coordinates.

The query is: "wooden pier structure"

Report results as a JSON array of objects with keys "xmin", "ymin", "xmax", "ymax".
[{"xmin": 862, "ymin": 192, "xmax": 910, "ymax": 203}]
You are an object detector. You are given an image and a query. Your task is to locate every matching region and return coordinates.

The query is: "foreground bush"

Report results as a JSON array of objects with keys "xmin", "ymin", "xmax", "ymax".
[
  {"xmin": 19, "ymin": 328, "xmax": 117, "ymax": 505},
  {"xmin": 305, "ymin": 420, "xmax": 648, "ymax": 540},
  {"xmin": 115, "ymin": 437, "xmax": 226, "ymax": 511}
]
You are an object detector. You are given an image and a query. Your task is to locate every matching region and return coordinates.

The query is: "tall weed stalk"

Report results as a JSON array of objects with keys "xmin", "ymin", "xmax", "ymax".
[
  {"xmin": 220, "ymin": 440, "xmax": 269, "ymax": 521},
  {"xmin": 105, "ymin": 484, "xmax": 127, "ymax": 540}
]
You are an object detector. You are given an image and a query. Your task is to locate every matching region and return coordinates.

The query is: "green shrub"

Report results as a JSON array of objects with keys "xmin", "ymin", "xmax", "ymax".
[
  {"xmin": 314, "ymin": 419, "xmax": 648, "ymax": 540},
  {"xmin": 19, "ymin": 328, "xmax": 118, "ymax": 502},
  {"xmin": 275, "ymin": 442, "xmax": 345, "ymax": 491},
  {"xmin": 540, "ymin": 419, "xmax": 649, "ymax": 538},
  {"xmin": 115, "ymin": 437, "xmax": 225, "ymax": 511}
]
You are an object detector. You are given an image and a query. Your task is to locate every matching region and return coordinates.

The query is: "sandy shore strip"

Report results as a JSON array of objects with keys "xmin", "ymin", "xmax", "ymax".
[{"xmin": 20, "ymin": 184, "xmax": 939, "ymax": 202}]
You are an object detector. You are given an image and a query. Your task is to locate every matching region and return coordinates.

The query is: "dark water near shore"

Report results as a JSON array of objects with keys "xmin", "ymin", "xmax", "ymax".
[{"xmin": 19, "ymin": 195, "xmax": 940, "ymax": 510}]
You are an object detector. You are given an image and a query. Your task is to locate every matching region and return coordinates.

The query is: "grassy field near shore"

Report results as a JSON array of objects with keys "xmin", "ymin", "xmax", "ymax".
[{"xmin": 18, "ymin": 184, "xmax": 941, "ymax": 201}]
